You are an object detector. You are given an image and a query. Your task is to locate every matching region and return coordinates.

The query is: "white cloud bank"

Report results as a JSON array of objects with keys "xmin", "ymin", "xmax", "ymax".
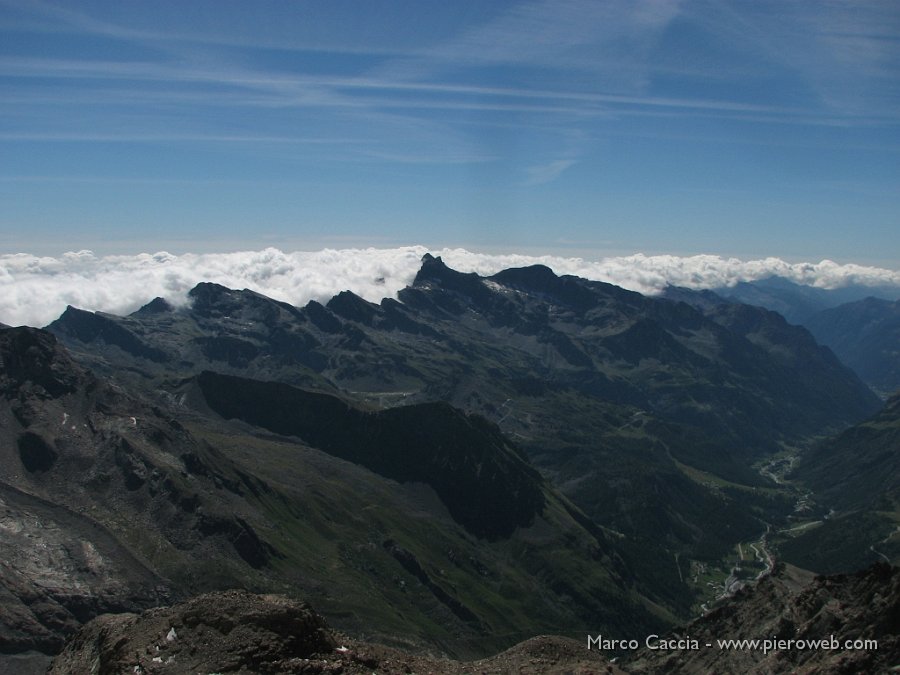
[{"xmin": 1, "ymin": 246, "xmax": 899, "ymax": 328}]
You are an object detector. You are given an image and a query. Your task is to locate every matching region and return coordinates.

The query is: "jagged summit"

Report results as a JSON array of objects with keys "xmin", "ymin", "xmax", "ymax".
[
  {"xmin": 188, "ymin": 281, "xmax": 231, "ymax": 294},
  {"xmin": 186, "ymin": 282, "xmax": 302, "ymax": 325},
  {"xmin": 409, "ymin": 254, "xmax": 494, "ymax": 307},
  {"xmin": 326, "ymin": 290, "xmax": 378, "ymax": 325},
  {"xmin": 188, "ymin": 281, "xmax": 233, "ymax": 299},
  {"xmin": 303, "ymin": 299, "xmax": 343, "ymax": 333},
  {"xmin": 413, "ymin": 253, "xmax": 469, "ymax": 285},
  {"xmin": 132, "ymin": 296, "xmax": 173, "ymax": 315},
  {"xmin": 413, "ymin": 252, "xmax": 454, "ymax": 283}
]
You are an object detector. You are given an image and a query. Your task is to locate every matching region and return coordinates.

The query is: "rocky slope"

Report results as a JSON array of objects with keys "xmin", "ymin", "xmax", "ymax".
[
  {"xmin": 48, "ymin": 588, "xmax": 616, "ymax": 674},
  {"xmin": 624, "ymin": 562, "xmax": 899, "ymax": 674},
  {"xmin": 690, "ymin": 277, "xmax": 900, "ymax": 396},
  {"xmin": 48, "ymin": 563, "xmax": 899, "ymax": 675},
  {"xmin": 192, "ymin": 370, "xmax": 546, "ymax": 540},
  {"xmin": 778, "ymin": 393, "xmax": 900, "ymax": 574},
  {"xmin": 0, "ymin": 325, "xmax": 664, "ymax": 666},
  {"xmin": 804, "ymin": 297, "xmax": 900, "ymax": 397},
  {"xmin": 0, "ymin": 327, "xmax": 175, "ymax": 657}
]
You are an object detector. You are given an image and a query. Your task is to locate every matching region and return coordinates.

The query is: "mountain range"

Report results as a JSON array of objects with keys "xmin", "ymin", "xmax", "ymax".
[
  {"xmin": 708, "ymin": 276, "xmax": 900, "ymax": 396},
  {"xmin": 1, "ymin": 254, "xmax": 896, "ymax": 670},
  {"xmin": 803, "ymin": 297, "xmax": 900, "ymax": 397},
  {"xmin": 712, "ymin": 275, "xmax": 900, "ymax": 325}
]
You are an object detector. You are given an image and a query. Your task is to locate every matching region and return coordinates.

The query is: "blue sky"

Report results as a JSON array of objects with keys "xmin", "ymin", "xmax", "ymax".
[{"xmin": 1, "ymin": 0, "xmax": 899, "ymax": 265}]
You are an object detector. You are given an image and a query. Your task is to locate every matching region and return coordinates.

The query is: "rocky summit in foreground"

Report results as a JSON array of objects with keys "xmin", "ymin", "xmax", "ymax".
[
  {"xmin": 49, "ymin": 563, "xmax": 899, "ymax": 675},
  {"xmin": 47, "ymin": 589, "xmax": 609, "ymax": 675}
]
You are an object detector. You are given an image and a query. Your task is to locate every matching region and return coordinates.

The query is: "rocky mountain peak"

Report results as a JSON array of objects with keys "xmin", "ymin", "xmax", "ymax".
[
  {"xmin": 490, "ymin": 265, "xmax": 600, "ymax": 311},
  {"xmin": 412, "ymin": 253, "xmax": 451, "ymax": 283},
  {"xmin": 47, "ymin": 306, "xmax": 168, "ymax": 363},
  {"xmin": 490, "ymin": 264, "xmax": 558, "ymax": 290},
  {"xmin": 48, "ymin": 590, "xmax": 608, "ymax": 675},
  {"xmin": 411, "ymin": 254, "xmax": 495, "ymax": 307},
  {"xmin": 187, "ymin": 282, "xmax": 240, "ymax": 315},
  {"xmin": 0, "ymin": 326, "xmax": 85, "ymax": 398},
  {"xmin": 326, "ymin": 290, "xmax": 378, "ymax": 325},
  {"xmin": 133, "ymin": 297, "xmax": 174, "ymax": 316}
]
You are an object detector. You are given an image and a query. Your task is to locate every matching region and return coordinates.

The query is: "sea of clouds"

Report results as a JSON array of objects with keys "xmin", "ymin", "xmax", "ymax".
[{"xmin": 2, "ymin": 246, "xmax": 899, "ymax": 328}]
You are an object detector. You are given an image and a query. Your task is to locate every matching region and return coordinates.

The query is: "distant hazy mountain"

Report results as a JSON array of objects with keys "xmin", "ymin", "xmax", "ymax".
[
  {"xmin": 671, "ymin": 278, "xmax": 900, "ymax": 396},
  {"xmin": 712, "ymin": 276, "xmax": 900, "ymax": 325},
  {"xmin": 804, "ymin": 297, "xmax": 900, "ymax": 397}
]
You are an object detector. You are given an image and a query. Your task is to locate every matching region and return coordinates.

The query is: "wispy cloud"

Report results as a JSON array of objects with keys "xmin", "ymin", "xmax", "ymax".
[
  {"xmin": 683, "ymin": 0, "xmax": 900, "ymax": 117},
  {"xmin": 378, "ymin": 0, "xmax": 684, "ymax": 87},
  {"xmin": 4, "ymin": 56, "xmax": 822, "ymax": 121},
  {"xmin": 2, "ymin": 246, "xmax": 898, "ymax": 328},
  {"xmin": 2, "ymin": 0, "xmax": 897, "ymax": 256},
  {"xmin": 0, "ymin": 0, "xmax": 697, "ymax": 176},
  {"xmin": 6, "ymin": 0, "xmax": 890, "ymax": 174},
  {"xmin": 0, "ymin": 132, "xmax": 374, "ymax": 145},
  {"xmin": 524, "ymin": 159, "xmax": 576, "ymax": 185},
  {"xmin": 7, "ymin": 1, "xmax": 896, "ymax": 122}
]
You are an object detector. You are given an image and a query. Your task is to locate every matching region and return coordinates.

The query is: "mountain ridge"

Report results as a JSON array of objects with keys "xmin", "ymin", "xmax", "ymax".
[{"xmin": 43, "ymin": 255, "xmax": 882, "ymax": 618}]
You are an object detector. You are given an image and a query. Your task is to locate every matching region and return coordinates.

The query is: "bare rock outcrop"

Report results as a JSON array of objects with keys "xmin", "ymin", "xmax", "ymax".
[{"xmin": 624, "ymin": 562, "xmax": 900, "ymax": 674}]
